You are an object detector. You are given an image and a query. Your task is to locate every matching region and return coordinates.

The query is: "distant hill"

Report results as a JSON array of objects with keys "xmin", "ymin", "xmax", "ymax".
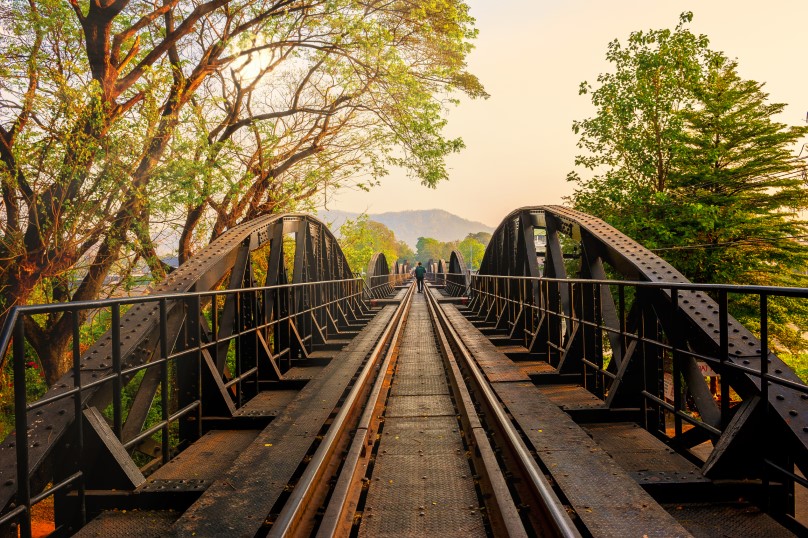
[{"xmin": 318, "ymin": 209, "xmax": 494, "ymax": 248}]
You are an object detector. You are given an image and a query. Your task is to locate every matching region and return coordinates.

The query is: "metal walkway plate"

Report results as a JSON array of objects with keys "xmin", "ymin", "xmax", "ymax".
[
  {"xmin": 232, "ymin": 389, "xmax": 299, "ymax": 418},
  {"xmin": 583, "ymin": 423, "xmax": 710, "ymax": 487},
  {"xmin": 360, "ymin": 293, "xmax": 485, "ymax": 537},
  {"xmin": 75, "ymin": 510, "xmax": 178, "ymax": 537},
  {"xmin": 141, "ymin": 430, "xmax": 260, "ymax": 487}
]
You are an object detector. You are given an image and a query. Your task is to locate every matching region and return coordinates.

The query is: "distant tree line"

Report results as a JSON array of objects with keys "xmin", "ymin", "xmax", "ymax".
[
  {"xmin": 415, "ymin": 232, "xmax": 490, "ymax": 269},
  {"xmin": 338, "ymin": 216, "xmax": 490, "ymax": 275}
]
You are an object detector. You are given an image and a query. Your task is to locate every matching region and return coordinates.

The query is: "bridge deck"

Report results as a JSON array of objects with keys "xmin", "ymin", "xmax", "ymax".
[
  {"xmin": 359, "ymin": 292, "xmax": 486, "ymax": 536},
  {"xmin": 70, "ymin": 285, "xmax": 797, "ymax": 537},
  {"xmin": 173, "ymin": 304, "xmax": 399, "ymax": 537},
  {"xmin": 441, "ymin": 303, "xmax": 693, "ymax": 537}
]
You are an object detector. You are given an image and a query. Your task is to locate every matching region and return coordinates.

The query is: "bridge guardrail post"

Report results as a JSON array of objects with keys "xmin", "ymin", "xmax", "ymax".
[
  {"xmin": 13, "ymin": 313, "xmax": 31, "ymax": 538},
  {"xmin": 111, "ymin": 304, "xmax": 123, "ymax": 440},
  {"xmin": 71, "ymin": 309, "xmax": 87, "ymax": 528},
  {"xmin": 670, "ymin": 288, "xmax": 683, "ymax": 438},
  {"xmin": 718, "ymin": 289, "xmax": 729, "ymax": 429},
  {"xmin": 159, "ymin": 299, "xmax": 170, "ymax": 465},
  {"xmin": 760, "ymin": 293, "xmax": 770, "ymax": 510}
]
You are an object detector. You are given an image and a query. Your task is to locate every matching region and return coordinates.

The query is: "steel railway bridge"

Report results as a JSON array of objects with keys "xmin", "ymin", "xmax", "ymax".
[{"xmin": 0, "ymin": 206, "xmax": 806, "ymax": 537}]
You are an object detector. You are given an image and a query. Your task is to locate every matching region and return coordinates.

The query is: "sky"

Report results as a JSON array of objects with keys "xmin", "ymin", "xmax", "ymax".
[{"xmin": 321, "ymin": 0, "xmax": 808, "ymax": 228}]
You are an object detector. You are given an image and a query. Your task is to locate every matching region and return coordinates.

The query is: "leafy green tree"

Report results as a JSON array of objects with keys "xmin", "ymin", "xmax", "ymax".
[
  {"xmin": 568, "ymin": 12, "xmax": 808, "ymax": 353},
  {"xmin": 396, "ymin": 241, "xmax": 416, "ymax": 264},
  {"xmin": 568, "ymin": 11, "xmax": 712, "ymax": 227},
  {"xmin": 457, "ymin": 237, "xmax": 485, "ymax": 270},
  {"xmin": 338, "ymin": 216, "xmax": 403, "ymax": 275},
  {"xmin": 662, "ymin": 57, "xmax": 808, "ymax": 284},
  {"xmin": 415, "ymin": 237, "xmax": 454, "ymax": 263},
  {"xmin": 0, "ymin": 0, "xmax": 485, "ymax": 382},
  {"xmin": 466, "ymin": 232, "xmax": 492, "ymax": 247}
]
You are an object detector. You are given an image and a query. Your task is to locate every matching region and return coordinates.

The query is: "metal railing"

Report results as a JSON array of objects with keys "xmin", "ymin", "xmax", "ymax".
[
  {"xmin": 364, "ymin": 272, "xmax": 411, "ymax": 300},
  {"xmin": 465, "ymin": 273, "xmax": 808, "ymax": 528},
  {"xmin": 0, "ymin": 276, "xmax": 369, "ymax": 537}
]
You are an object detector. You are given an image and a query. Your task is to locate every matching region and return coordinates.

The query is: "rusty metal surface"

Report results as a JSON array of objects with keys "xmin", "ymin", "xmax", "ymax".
[
  {"xmin": 516, "ymin": 360, "xmax": 556, "ymax": 377},
  {"xmin": 232, "ymin": 390, "xmax": 299, "ymax": 418},
  {"xmin": 173, "ymin": 306, "xmax": 398, "ymax": 537},
  {"xmin": 75, "ymin": 510, "xmax": 179, "ymax": 537},
  {"xmin": 442, "ymin": 303, "xmax": 692, "ymax": 537},
  {"xmin": 282, "ymin": 365, "xmax": 326, "ymax": 381},
  {"xmin": 662, "ymin": 502, "xmax": 795, "ymax": 537},
  {"xmin": 143, "ymin": 430, "xmax": 260, "ymax": 484},
  {"xmin": 360, "ymin": 293, "xmax": 485, "ymax": 537},
  {"xmin": 384, "ymin": 395, "xmax": 455, "ymax": 418},
  {"xmin": 538, "ymin": 384, "xmax": 607, "ymax": 409},
  {"xmin": 395, "ymin": 359, "xmax": 445, "ymax": 377},
  {"xmin": 391, "ymin": 374, "xmax": 450, "ymax": 397},
  {"xmin": 582, "ymin": 423, "xmax": 709, "ymax": 486}
]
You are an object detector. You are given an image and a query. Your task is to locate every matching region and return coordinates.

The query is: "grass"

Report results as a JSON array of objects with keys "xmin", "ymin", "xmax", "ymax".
[{"xmin": 780, "ymin": 353, "xmax": 808, "ymax": 383}]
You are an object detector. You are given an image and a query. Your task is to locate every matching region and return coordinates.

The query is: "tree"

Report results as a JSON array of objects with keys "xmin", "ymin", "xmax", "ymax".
[
  {"xmin": 567, "ymin": 12, "xmax": 808, "ymax": 353},
  {"xmin": 568, "ymin": 12, "xmax": 713, "ymax": 234},
  {"xmin": 338, "ymin": 216, "xmax": 403, "ymax": 275},
  {"xmin": 395, "ymin": 241, "xmax": 415, "ymax": 264},
  {"xmin": 466, "ymin": 231, "xmax": 492, "ymax": 247},
  {"xmin": 0, "ymin": 0, "xmax": 486, "ymax": 382},
  {"xmin": 457, "ymin": 236, "xmax": 485, "ymax": 270},
  {"xmin": 415, "ymin": 236, "xmax": 453, "ymax": 263},
  {"xmin": 662, "ymin": 57, "xmax": 808, "ymax": 284}
]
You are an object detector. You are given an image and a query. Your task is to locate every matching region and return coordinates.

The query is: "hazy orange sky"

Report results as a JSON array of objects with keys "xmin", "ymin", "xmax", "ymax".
[{"xmin": 323, "ymin": 0, "xmax": 808, "ymax": 227}]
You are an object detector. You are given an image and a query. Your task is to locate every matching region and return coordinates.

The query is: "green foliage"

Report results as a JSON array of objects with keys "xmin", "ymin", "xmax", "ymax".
[
  {"xmin": 568, "ymin": 11, "xmax": 808, "ymax": 354},
  {"xmin": 457, "ymin": 237, "xmax": 485, "ymax": 270},
  {"xmin": 0, "ymin": 0, "xmax": 486, "ymax": 382},
  {"xmin": 415, "ymin": 234, "xmax": 486, "ymax": 268},
  {"xmin": 415, "ymin": 236, "xmax": 453, "ymax": 263},
  {"xmin": 338, "ymin": 215, "xmax": 409, "ymax": 274}
]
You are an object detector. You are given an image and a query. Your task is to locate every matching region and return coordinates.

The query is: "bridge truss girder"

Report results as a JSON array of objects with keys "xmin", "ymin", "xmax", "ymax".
[
  {"xmin": 0, "ymin": 213, "xmax": 366, "ymax": 530},
  {"xmin": 472, "ymin": 206, "xmax": 808, "ymax": 484}
]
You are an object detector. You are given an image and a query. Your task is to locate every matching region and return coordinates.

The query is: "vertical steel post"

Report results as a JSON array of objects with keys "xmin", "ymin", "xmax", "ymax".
[
  {"xmin": 111, "ymin": 304, "xmax": 123, "ymax": 439},
  {"xmin": 718, "ymin": 289, "xmax": 729, "ymax": 428},
  {"xmin": 235, "ymin": 292, "xmax": 242, "ymax": 407},
  {"xmin": 13, "ymin": 314, "xmax": 32, "ymax": 538},
  {"xmin": 71, "ymin": 310, "xmax": 86, "ymax": 526},
  {"xmin": 671, "ymin": 289, "xmax": 682, "ymax": 438},
  {"xmin": 760, "ymin": 293, "xmax": 770, "ymax": 510},
  {"xmin": 160, "ymin": 299, "xmax": 170, "ymax": 464}
]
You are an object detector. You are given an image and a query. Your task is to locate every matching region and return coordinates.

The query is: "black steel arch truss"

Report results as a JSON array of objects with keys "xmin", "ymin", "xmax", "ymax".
[
  {"xmin": 0, "ymin": 213, "xmax": 368, "ymax": 526},
  {"xmin": 444, "ymin": 250, "xmax": 469, "ymax": 297},
  {"xmin": 471, "ymin": 205, "xmax": 808, "ymax": 486},
  {"xmin": 366, "ymin": 253, "xmax": 394, "ymax": 298}
]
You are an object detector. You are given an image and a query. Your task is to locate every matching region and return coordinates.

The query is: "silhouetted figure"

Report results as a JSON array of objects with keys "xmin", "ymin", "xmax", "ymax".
[{"xmin": 414, "ymin": 261, "xmax": 426, "ymax": 293}]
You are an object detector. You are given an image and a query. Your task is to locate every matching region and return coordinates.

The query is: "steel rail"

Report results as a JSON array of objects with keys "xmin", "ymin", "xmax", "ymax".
[
  {"xmin": 423, "ymin": 284, "xmax": 582, "ymax": 538},
  {"xmin": 422, "ymin": 283, "xmax": 528, "ymax": 537},
  {"xmin": 315, "ymin": 284, "xmax": 415, "ymax": 536},
  {"xmin": 268, "ymin": 287, "xmax": 414, "ymax": 537}
]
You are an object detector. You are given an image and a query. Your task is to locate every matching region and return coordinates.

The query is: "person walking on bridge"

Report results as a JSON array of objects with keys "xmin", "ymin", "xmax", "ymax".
[{"xmin": 414, "ymin": 261, "xmax": 426, "ymax": 293}]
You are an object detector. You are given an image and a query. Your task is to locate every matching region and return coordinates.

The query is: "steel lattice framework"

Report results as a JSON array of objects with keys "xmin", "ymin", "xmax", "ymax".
[
  {"xmin": 470, "ymin": 206, "xmax": 808, "ymax": 485},
  {"xmin": 0, "ymin": 213, "xmax": 368, "ymax": 525}
]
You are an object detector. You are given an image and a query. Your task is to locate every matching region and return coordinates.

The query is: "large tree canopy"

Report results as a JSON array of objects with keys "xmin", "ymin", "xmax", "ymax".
[
  {"xmin": 568, "ymin": 12, "xmax": 808, "ymax": 352},
  {"xmin": 0, "ymin": 0, "xmax": 486, "ymax": 381}
]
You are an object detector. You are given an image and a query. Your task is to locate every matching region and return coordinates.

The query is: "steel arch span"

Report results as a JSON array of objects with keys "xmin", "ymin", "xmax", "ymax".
[
  {"xmin": 471, "ymin": 205, "xmax": 808, "ymax": 483},
  {"xmin": 0, "ymin": 213, "xmax": 371, "ymax": 524}
]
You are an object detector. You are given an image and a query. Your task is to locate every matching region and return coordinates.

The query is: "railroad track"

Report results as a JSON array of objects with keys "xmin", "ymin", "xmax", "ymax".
[{"xmin": 265, "ymin": 283, "xmax": 580, "ymax": 537}]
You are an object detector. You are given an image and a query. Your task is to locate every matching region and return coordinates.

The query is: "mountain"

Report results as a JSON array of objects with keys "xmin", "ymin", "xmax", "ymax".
[{"xmin": 318, "ymin": 209, "xmax": 494, "ymax": 248}]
